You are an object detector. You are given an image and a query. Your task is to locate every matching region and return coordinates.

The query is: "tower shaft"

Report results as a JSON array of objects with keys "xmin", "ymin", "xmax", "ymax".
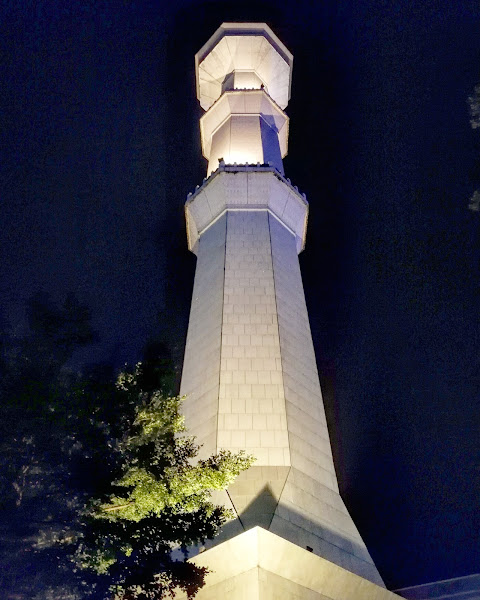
[{"xmin": 181, "ymin": 169, "xmax": 382, "ymax": 584}]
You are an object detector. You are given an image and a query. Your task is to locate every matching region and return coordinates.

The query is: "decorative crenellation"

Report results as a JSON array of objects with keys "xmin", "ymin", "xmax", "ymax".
[
  {"xmin": 184, "ymin": 167, "xmax": 308, "ymax": 255},
  {"xmin": 186, "ymin": 163, "xmax": 307, "ymax": 201}
]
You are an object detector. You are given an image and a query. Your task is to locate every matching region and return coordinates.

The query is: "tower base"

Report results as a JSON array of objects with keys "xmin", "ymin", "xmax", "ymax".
[{"xmin": 176, "ymin": 527, "xmax": 399, "ymax": 599}]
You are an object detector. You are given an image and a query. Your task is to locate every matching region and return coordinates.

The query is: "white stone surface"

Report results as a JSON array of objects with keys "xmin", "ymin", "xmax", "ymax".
[
  {"xmin": 179, "ymin": 214, "xmax": 226, "ymax": 459},
  {"xmin": 218, "ymin": 211, "xmax": 290, "ymax": 465}
]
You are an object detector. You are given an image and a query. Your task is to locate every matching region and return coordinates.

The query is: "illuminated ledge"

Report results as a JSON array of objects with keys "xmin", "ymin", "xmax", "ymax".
[
  {"xmin": 394, "ymin": 574, "xmax": 480, "ymax": 600},
  {"xmin": 175, "ymin": 527, "xmax": 399, "ymax": 600},
  {"xmin": 185, "ymin": 169, "xmax": 308, "ymax": 255},
  {"xmin": 199, "ymin": 89, "xmax": 289, "ymax": 161}
]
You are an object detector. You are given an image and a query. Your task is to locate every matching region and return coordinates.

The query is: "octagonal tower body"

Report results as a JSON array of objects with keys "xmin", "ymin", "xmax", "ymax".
[{"xmin": 179, "ymin": 23, "xmax": 385, "ymax": 593}]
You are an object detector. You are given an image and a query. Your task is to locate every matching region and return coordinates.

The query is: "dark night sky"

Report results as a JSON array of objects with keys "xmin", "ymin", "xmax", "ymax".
[{"xmin": 1, "ymin": 0, "xmax": 479, "ymax": 590}]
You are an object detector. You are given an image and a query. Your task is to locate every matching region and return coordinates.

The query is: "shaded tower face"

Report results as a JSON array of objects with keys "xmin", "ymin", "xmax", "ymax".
[{"xmin": 180, "ymin": 23, "xmax": 384, "ymax": 587}]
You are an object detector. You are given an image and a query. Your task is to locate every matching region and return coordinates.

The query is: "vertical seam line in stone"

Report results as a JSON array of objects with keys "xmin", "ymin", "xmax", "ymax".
[
  {"xmin": 202, "ymin": 184, "xmax": 213, "ymax": 218},
  {"xmin": 266, "ymin": 211, "xmax": 291, "ymax": 467},
  {"xmin": 228, "ymin": 114, "xmax": 232, "ymax": 160},
  {"xmin": 216, "ymin": 212, "xmax": 227, "ymax": 455},
  {"xmin": 221, "ymin": 209, "xmax": 243, "ymax": 529}
]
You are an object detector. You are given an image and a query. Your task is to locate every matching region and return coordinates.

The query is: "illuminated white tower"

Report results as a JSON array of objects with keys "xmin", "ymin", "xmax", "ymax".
[{"xmin": 179, "ymin": 23, "xmax": 399, "ymax": 599}]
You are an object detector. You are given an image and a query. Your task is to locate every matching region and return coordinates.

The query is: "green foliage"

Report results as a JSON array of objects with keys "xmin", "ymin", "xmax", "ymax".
[
  {"xmin": 74, "ymin": 364, "xmax": 254, "ymax": 599},
  {"xmin": 0, "ymin": 296, "xmax": 253, "ymax": 599}
]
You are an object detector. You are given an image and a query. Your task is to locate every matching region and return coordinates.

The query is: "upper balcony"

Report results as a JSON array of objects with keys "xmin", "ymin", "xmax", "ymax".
[
  {"xmin": 195, "ymin": 23, "xmax": 293, "ymax": 112},
  {"xmin": 200, "ymin": 89, "xmax": 289, "ymax": 176}
]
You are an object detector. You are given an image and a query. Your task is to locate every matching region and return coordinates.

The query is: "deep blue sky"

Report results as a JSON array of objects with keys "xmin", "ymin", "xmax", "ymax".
[{"xmin": 1, "ymin": 0, "xmax": 479, "ymax": 590}]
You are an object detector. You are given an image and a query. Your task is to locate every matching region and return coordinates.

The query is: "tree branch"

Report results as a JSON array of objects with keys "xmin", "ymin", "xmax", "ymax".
[{"xmin": 103, "ymin": 502, "xmax": 134, "ymax": 512}]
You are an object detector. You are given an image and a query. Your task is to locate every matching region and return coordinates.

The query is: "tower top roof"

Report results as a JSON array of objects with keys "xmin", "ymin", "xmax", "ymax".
[{"xmin": 195, "ymin": 23, "xmax": 293, "ymax": 111}]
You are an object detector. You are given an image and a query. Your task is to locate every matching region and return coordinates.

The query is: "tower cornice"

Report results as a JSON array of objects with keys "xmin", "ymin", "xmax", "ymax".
[
  {"xmin": 195, "ymin": 23, "xmax": 293, "ymax": 111},
  {"xmin": 185, "ymin": 166, "xmax": 308, "ymax": 255}
]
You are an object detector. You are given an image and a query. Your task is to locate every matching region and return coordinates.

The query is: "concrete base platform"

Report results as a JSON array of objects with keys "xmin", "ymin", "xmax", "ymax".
[
  {"xmin": 176, "ymin": 527, "xmax": 399, "ymax": 599},
  {"xmin": 395, "ymin": 574, "xmax": 480, "ymax": 600}
]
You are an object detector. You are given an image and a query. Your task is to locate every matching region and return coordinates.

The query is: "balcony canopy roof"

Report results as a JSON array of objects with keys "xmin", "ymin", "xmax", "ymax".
[{"xmin": 195, "ymin": 23, "xmax": 293, "ymax": 111}]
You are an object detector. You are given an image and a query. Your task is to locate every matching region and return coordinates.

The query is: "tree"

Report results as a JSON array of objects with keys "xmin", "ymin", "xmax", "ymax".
[
  {"xmin": 72, "ymin": 364, "xmax": 254, "ymax": 600},
  {"xmin": 0, "ymin": 293, "xmax": 96, "ymax": 599},
  {"xmin": 468, "ymin": 83, "xmax": 480, "ymax": 130},
  {"xmin": 468, "ymin": 84, "xmax": 480, "ymax": 212},
  {"xmin": 0, "ymin": 296, "xmax": 252, "ymax": 599}
]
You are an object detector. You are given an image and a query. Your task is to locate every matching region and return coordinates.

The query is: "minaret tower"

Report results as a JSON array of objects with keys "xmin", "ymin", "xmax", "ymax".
[{"xmin": 179, "ymin": 23, "xmax": 398, "ymax": 599}]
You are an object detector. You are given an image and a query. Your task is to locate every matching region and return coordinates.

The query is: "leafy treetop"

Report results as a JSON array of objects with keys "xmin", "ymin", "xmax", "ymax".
[{"xmin": 73, "ymin": 363, "xmax": 254, "ymax": 600}]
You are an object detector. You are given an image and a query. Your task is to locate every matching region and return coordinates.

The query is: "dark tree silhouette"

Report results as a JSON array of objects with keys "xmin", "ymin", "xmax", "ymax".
[
  {"xmin": 0, "ymin": 293, "xmax": 96, "ymax": 598},
  {"xmin": 0, "ymin": 295, "xmax": 253, "ymax": 600}
]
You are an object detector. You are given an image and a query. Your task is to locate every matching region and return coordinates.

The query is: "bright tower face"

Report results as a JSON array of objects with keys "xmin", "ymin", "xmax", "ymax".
[{"xmin": 179, "ymin": 23, "xmax": 391, "ymax": 597}]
